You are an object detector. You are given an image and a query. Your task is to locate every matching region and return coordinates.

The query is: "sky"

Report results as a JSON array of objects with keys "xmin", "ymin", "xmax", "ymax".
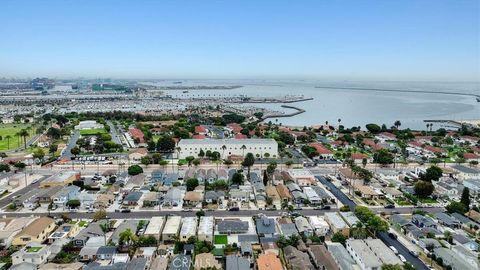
[{"xmin": 0, "ymin": 0, "xmax": 478, "ymax": 80}]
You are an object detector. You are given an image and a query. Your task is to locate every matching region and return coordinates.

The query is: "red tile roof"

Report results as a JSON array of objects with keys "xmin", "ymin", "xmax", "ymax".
[
  {"xmin": 192, "ymin": 134, "xmax": 206, "ymax": 139},
  {"xmin": 235, "ymin": 134, "xmax": 247, "ymax": 139},
  {"xmin": 309, "ymin": 143, "xmax": 333, "ymax": 155},
  {"xmin": 227, "ymin": 123, "xmax": 242, "ymax": 133},
  {"xmin": 351, "ymin": 153, "xmax": 368, "ymax": 160},
  {"xmin": 463, "ymin": 153, "xmax": 479, "ymax": 160},
  {"xmin": 128, "ymin": 128, "xmax": 145, "ymax": 143},
  {"xmin": 195, "ymin": 125, "xmax": 207, "ymax": 133},
  {"xmin": 424, "ymin": 145, "xmax": 446, "ymax": 154},
  {"xmin": 363, "ymin": 139, "xmax": 384, "ymax": 150}
]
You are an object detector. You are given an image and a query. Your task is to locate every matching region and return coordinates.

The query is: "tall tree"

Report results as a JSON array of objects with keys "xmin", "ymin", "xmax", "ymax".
[
  {"xmin": 19, "ymin": 129, "xmax": 29, "ymax": 149},
  {"xmin": 242, "ymin": 153, "xmax": 255, "ymax": 179},
  {"xmin": 394, "ymin": 120, "xmax": 402, "ymax": 130},
  {"xmin": 460, "ymin": 187, "xmax": 470, "ymax": 210},
  {"xmin": 5, "ymin": 135, "xmax": 11, "ymax": 149}
]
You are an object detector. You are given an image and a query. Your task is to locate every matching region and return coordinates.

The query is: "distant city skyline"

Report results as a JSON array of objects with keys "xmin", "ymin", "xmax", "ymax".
[{"xmin": 0, "ymin": 0, "xmax": 478, "ymax": 81}]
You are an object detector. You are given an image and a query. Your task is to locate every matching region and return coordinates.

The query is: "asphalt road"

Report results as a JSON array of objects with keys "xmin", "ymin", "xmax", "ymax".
[
  {"xmin": 315, "ymin": 175, "xmax": 430, "ymax": 270},
  {"xmin": 106, "ymin": 120, "xmax": 123, "ymax": 146},
  {"xmin": 62, "ymin": 130, "xmax": 80, "ymax": 159},
  {"xmin": 2, "ymin": 208, "xmax": 337, "ymax": 219},
  {"xmin": 0, "ymin": 175, "xmax": 45, "ymax": 207}
]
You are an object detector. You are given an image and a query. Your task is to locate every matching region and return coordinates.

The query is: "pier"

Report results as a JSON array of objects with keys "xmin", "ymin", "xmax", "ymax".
[{"xmin": 261, "ymin": 105, "xmax": 306, "ymax": 120}]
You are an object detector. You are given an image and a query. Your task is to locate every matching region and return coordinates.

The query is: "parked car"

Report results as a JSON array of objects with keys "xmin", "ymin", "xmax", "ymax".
[
  {"xmin": 398, "ymin": 254, "xmax": 407, "ymax": 263},
  {"xmin": 384, "ymin": 204, "xmax": 395, "ymax": 209},
  {"xmin": 120, "ymin": 209, "xmax": 131, "ymax": 213},
  {"xmin": 389, "ymin": 246, "xmax": 398, "ymax": 254}
]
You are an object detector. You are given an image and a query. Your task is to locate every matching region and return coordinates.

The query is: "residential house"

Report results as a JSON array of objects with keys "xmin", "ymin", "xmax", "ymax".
[
  {"xmin": 143, "ymin": 217, "xmax": 164, "ymax": 241},
  {"xmin": 308, "ymin": 216, "xmax": 330, "ymax": 236},
  {"xmin": 283, "ymin": 245, "xmax": 315, "ymax": 270},
  {"xmin": 294, "ymin": 216, "xmax": 314, "ymax": 237},
  {"xmin": 47, "ymin": 223, "xmax": 80, "ymax": 244},
  {"xmin": 229, "ymin": 189, "xmax": 249, "ymax": 202},
  {"xmin": 217, "ymin": 219, "xmax": 249, "ymax": 235},
  {"xmin": 276, "ymin": 184, "xmax": 292, "ymax": 203},
  {"xmin": 256, "ymin": 217, "xmax": 277, "ymax": 237},
  {"xmin": 433, "ymin": 247, "xmax": 475, "ymax": 270},
  {"xmin": 73, "ymin": 221, "xmax": 108, "ymax": 248},
  {"xmin": 12, "ymin": 217, "xmax": 56, "ymax": 247},
  {"xmin": 96, "ymin": 246, "xmax": 117, "ymax": 261},
  {"xmin": 204, "ymin": 191, "xmax": 225, "ymax": 204},
  {"xmin": 412, "ymin": 214, "xmax": 437, "ymax": 229},
  {"xmin": 162, "ymin": 216, "xmax": 182, "ymax": 242},
  {"xmin": 0, "ymin": 218, "xmax": 33, "ymax": 248},
  {"xmin": 12, "ymin": 242, "xmax": 51, "ymax": 266},
  {"xmin": 52, "ymin": 186, "xmax": 80, "ymax": 207},
  {"xmin": 265, "ymin": 186, "xmax": 281, "ymax": 209},
  {"xmin": 434, "ymin": 213, "xmax": 461, "ymax": 229},
  {"xmin": 345, "ymin": 240, "xmax": 382, "ymax": 270},
  {"xmin": 111, "ymin": 220, "xmax": 139, "ymax": 244},
  {"xmin": 309, "ymin": 245, "xmax": 338, "ymax": 270},
  {"xmin": 183, "ymin": 191, "xmax": 203, "ymax": 207},
  {"xmin": 123, "ymin": 192, "xmax": 143, "ymax": 207},
  {"xmin": 179, "ymin": 217, "xmax": 197, "ymax": 241},
  {"xmin": 197, "ymin": 216, "xmax": 214, "ymax": 243},
  {"xmin": 325, "ymin": 212, "xmax": 349, "ymax": 236},
  {"xmin": 163, "ymin": 187, "xmax": 185, "ymax": 207},
  {"xmin": 325, "ymin": 241, "xmax": 359, "ymax": 270},
  {"xmin": 94, "ymin": 194, "xmax": 115, "ymax": 209},
  {"xmin": 278, "ymin": 223, "xmax": 298, "ymax": 238},
  {"xmin": 225, "ymin": 255, "xmax": 250, "ymax": 270}
]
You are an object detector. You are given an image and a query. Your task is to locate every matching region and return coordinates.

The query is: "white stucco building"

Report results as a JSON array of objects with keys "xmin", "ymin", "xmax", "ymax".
[{"xmin": 177, "ymin": 139, "xmax": 278, "ymax": 159}]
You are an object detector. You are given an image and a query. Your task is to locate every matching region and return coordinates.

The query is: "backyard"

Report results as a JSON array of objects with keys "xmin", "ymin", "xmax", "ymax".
[
  {"xmin": 214, "ymin": 234, "xmax": 228, "ymax": 245},
  {"xmin": 0, "ymin": 123, "xmax": 34, "ymax": 151}
]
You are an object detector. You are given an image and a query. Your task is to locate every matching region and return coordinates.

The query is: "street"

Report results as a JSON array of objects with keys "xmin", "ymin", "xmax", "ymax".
[
  {"xmin": 61, "ymin": 130, "xmax": 80, "ymax": 159},
  {"xmin": 315, "ymin": 175, "xmax": 431, "ymax": 270}
]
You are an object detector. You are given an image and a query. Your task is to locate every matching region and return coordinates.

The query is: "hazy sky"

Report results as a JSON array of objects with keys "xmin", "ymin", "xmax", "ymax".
[{"xmin": 0, "ymin": 0, "xmax": 478, "ymax": 80}]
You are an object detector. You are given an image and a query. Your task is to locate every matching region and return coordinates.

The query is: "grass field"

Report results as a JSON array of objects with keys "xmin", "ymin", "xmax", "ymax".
[
  {"xmin": 0, "ymin": 123, "xmax": 34, "ymax": 151},
  {"xmin": 79, "ymin": 128, "xmax": 107, "ymax": 136},
  {"xmin": 214, "ymin": 234, "xmax": 228, "ymax": 245}
]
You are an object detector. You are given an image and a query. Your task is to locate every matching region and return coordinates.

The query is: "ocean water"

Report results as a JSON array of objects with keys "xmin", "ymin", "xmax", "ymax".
[{"xmin": 148, "ymin": 80, "xmax": 480, "ymax": 130}]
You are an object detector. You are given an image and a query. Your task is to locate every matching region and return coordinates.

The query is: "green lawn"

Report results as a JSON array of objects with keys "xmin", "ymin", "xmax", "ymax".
[
  {"xmin": 419, "ymin": 198, "xmax": 438, "ymax": 204},
  {"xmin": 214, "ymin": 235, "xmax": 228, "ymax": 245},
  {"xmin": 27, "ymin": 246, "xmax": 42, "ymax": 253},
  {"xmin": 0, "ymin": 123, "xmax": 34, "ymax": 151},
  {"xmin": 152, "ymin": 134, "xmax": 161, "ymax": 142},
  {"xmin": 79, "ymin": 128, "xmax": 107, "ymax": 136}
]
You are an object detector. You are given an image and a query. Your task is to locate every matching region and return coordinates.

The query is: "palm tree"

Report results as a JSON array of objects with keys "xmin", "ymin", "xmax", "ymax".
[
  {"xmin": 15, "ymin": 132, "xmax": 20, "ymax": 146},
  {"xmin": 221, "ymin": 145, "xmax": 227, "ymax": 159},
  {"xmin": 119, "ymin": 228, "xmax": 137, "ymax": 246},
  {"xmin": 19, "ymin": 129, "xmax": 29, "ymax": 149},
  {"xmin": 241, "ymin": 145, "xmax": 246, "ymax": 157},
  {"xmin": 5, "ymin": 135, "xmax": 11, "ymax": 150},
  {"xmin": 100, "ymin": 223, "xmax": 109, "ymax": 245},
  {"xmin": 394, "ymin": 120, "xmax": 401, "ymax": 130},
  {"xmin": 337, "ymin": 118, "xmax": 341, "ymax": 131}
]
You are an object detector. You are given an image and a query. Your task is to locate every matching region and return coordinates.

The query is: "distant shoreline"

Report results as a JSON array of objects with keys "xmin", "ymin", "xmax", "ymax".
[{"xmin": 315, "ymin": 85, "xmax": 480, "ymax": 101}]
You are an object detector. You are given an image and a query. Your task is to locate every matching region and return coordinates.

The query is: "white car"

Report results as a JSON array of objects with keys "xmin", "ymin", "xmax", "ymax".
[
  {"xmin": 398, "ymin": 254, "xmax": 407, "ymax": 263},
  {"xmin": 389, "ymin": 246, "xmax": 398, "ymax": 254}
]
